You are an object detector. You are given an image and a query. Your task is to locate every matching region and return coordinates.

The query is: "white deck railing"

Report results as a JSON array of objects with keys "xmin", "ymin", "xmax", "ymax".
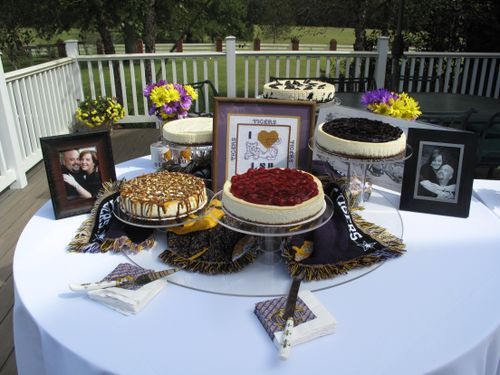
[
  {"xmin": 1, "ymin": 36, "xmax": 499, "ymax": 190},
  {"xmin": 399, "ymin": 52, "xmax": 500, "ymax": 97},
  {"xmin": 0, "ymin": 55, "xmax": 81, "ymax": 190},
  {"xmin": 236, "ymin": 50, "xmax": 379, "ymax": 98},
  {"xmin": 76, "ymin": 51, "xmax": 224, "ymax": 123}
]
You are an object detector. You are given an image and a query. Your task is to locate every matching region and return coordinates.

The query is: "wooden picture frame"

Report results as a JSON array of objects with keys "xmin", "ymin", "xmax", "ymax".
[
  {"xmin": 212, "ymin": 97, "xmax": 316, "ymax": 192},
  {"xmin": 399, "ymin": 128, "xmax": 477, "ymax": 218},
  {"xmin": 41, "ymin": 131, "xmax": 116, "ymax": 219}
]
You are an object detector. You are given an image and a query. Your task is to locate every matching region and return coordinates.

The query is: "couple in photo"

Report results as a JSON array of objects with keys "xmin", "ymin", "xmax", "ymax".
[
  {"xmin": 61, "ymin": 149, "xmax": 101, "ymax": 199},
  {"xmin": 418, "ymin": 147, "xmax": 457, "ymax": 200}
]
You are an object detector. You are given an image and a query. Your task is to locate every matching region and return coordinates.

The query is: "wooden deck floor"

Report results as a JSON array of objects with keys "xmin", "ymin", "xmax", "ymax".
[{"xmin": 0, "ymin": 127, "xmax": 498, "ymax": 375}]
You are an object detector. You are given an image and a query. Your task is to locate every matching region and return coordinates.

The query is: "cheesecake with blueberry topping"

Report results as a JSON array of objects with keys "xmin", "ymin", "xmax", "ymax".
[{"xmin": 316, "ymin": 118, "xmax": 406, "ymax": 158}]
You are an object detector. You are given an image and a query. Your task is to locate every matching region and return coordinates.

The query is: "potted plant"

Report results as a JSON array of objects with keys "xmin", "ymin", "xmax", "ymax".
[{"xmin": 74, "ymin": 96, "xmax": 125, "ymax": 132}]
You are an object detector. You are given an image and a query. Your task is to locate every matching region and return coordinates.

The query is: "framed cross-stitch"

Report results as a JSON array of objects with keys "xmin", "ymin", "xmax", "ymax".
[
  {"xmin": 41, "ymin": 130, "xmax": 116, "ymax": 219},
  {"xmin": 399, "ymin": 128, "xmax": 477, "ymax": 218},
  {"xmin": 212, "ymin": 97, "xmax": 316, "ymax": 191}
]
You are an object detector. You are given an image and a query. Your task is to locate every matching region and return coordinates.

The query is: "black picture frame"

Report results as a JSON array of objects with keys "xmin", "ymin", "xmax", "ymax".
[
  {"xmin": 40, "ymin": 131, "xmax": 116, "ymax": 219},
  {"xmin": 212, "ymin": 97, "xmax": 316, "ymax": 192},
  {"xmin": 400, "ymin": 128, "xmax": 477, "ymax": 218}
]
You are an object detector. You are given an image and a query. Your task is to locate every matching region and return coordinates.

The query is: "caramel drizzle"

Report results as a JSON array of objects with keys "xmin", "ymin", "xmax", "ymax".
[{"xmin": 120, "ymin": 171, "xmax": 206, "ymax": 219}]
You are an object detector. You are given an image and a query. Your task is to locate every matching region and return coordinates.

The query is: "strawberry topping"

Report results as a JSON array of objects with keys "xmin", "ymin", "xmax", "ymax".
[{"xmin": 230, "ymin": 168, "xmax": 318, "ymax": 206}]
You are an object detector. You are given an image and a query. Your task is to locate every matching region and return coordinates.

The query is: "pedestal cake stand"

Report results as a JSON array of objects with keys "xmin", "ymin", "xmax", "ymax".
[
  {"xmin": 310, "ymin": 138, "xmax": 413, "ymax": 207},
  {"xmin": 210, "ymin": 191, "xmax": 334, "ymax": 264}
]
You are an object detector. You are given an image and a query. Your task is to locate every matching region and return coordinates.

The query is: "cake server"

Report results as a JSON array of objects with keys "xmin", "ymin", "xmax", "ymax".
[
  {"xmin": 279, "ymin": 273, "xmax": 304, "ymax": 360},
  {"xmin": 69, "ymin": 268, "xmax": 179, "ymax": 291}
]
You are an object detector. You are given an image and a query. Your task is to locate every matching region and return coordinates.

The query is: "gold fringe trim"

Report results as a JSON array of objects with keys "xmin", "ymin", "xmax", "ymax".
[
  {"xmin": 285, "ymin": 213, "xmax": 406, "ymax": 281},
  {"xmin": 67, "ymin": 180, "xmax": 155, "ymax": 253},
  {"xmin": 100, "ymin": 235, "xmax": 156, "ymax": 254},
  {"xmin": 159, "ymin": 248, "xmax": 256, "ymax": 274}
]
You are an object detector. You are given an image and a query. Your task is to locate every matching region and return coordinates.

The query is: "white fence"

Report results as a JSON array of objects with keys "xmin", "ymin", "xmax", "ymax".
[
  {"xmin": 1, "ymin": 36, "xmax": 499, "ymax": 191},
  {"xmin": 77, "ymin": 42, "xmax": 354, "ymax": 55}
]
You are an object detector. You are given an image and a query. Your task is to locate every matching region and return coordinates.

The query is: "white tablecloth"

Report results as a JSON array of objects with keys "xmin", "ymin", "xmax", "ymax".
[
  {"xmin": 13, "ymin": 157, "xmax": 500, "ymax": 375},
  {"xmin": 474, "ymin": 179, "xmax": 500, "ymax": 220}
]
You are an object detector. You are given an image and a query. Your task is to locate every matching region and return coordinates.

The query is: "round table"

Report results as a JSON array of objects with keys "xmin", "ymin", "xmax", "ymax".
[{"xmin": 13, "ymin": 156, "xmax": 500, "ymax": 375}]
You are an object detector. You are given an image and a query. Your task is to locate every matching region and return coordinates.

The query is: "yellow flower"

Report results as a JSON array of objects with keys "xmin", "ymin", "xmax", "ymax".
[
  {"xmin": 184, "ymin": 85, "xmax": 198, "ymax": 100},
  {"xmin": 150, "ymin": 85, "xmax": 181, "ymax": 107}
]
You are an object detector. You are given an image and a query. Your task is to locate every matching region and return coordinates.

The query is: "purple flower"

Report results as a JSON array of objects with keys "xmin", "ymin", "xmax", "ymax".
[
  {"xmin": 180, "ymin": 96, "xmax": 192, "ymax": 109},
  {"xmin": 361, "ymin": 89, "xmax": 398, "ymax": 106},
  {"xmin": 162, "ymin": 104, "xmax": 174, "ymax": 115}
]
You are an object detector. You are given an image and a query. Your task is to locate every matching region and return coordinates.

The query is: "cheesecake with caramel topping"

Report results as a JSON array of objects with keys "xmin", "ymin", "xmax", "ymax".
[
  {"xmin": 119, "ymin": 171, "xmax": 207, "ymax": 220},
  {"xmin": 221, "ymin": 168, "xmax": 324, "ymax": 224}
]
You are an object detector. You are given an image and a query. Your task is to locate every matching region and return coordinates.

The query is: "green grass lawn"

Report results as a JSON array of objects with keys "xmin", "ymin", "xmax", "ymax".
[
  {"xmin": 32, "ymin": 26, "xmax": 356, "ymax": 45},
  {"xmin": 254, "ymin": 26, "xmax": 358, "ymax": 45}
]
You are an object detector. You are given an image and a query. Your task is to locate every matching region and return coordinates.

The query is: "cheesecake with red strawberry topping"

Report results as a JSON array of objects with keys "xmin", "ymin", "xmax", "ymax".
[{"xmin": 221, "ymin": 168, "xmax": 324, "ymax": 224}]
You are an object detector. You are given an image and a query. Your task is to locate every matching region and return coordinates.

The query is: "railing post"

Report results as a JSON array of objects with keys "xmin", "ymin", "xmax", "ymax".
[
  {"xmin": 65, "ymin": 40, "xmax": 84, "ymax": 101},
  {"xmin": 0, "ymin": 53, "xmax": 28, "ymax": 189},
  {"xmin": 329, "ymin": 39, "xmax": 337, "ymax": 51},
  {"xmin": 226, "ymin": 36, "xmax": 237, "ymax": 97},
  {"xmin": 375, "ymin": 36, "xmax": 389, "ymax": 89},
  {"xmin": 215, "ymin": 37, "xmax": 223, "ymax": 52}
]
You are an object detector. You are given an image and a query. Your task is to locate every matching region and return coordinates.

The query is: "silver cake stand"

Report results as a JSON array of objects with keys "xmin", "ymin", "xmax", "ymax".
[
  {"xmin": 309, "ymin": 138, "xmax": 413, "ymax": 207},
  {"xmin": 210, "ymin": 190, "xmax": 334, "ymax": 264},
  {"xmin": 112, "ymin": 189, "xmax": 214, "ymax": 229}
]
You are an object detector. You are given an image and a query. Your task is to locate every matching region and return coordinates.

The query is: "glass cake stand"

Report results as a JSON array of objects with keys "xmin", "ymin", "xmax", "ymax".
[
  {"xmin": 151, "ymin": 138, "xmax": 212, "ymax": 171},
  {"xmin": 112, "ymin": 189, "xmax": 214, "ymax": 229},
  {"xmin": 310, "ymin": 137, "xmax": 413, "ymax": 207},
  {"xmin": 120, "ymin": 188, "xmax": 403, "ymax": 297},
  {"xmin": 210, "ymin": 190, "xmax": 334, "ymax": 264}
]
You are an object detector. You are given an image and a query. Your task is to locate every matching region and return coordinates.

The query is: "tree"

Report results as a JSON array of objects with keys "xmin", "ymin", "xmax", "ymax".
[
  {"xmin": 248, "ymin": 0, "xmax": 295, "ymax": 43},
  {"xmin": 160, "ymin": 0, "xmax": 251, "ymax": 44},
  {"xmin": 0, "ymin": 0, "xmax": 35, "ymax": 69}
]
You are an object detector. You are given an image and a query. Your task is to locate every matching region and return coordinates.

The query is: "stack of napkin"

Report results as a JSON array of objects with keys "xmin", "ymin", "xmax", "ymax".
[
  {"xmin": 87, "ymin": 263, "xmax": 167, "ymax": 315},
  {"xmin": 255, "ymin": 290, "xmax": 336, "ymax": 349}
]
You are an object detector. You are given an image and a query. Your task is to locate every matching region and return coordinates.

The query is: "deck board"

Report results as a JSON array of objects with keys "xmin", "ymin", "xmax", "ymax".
[{"xmin": 0, "ymin": 127, "xmax": 497, "ymax": 374}]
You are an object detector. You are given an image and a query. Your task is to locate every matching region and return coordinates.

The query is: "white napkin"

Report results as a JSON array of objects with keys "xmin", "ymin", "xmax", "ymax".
[
  {"xmin": 255, "ymin": 289, "xmax": 337, "ymax": 349},
  {"xmin": 88, "ymin": 278, "xmax": 167, "ymax": 316},
  {"xmin": 272, "ymin": 290, "xmax": 337, "ymax": 349}
]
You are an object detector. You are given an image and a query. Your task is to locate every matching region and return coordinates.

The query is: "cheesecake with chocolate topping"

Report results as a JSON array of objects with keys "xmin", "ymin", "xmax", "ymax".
[
  {"xmin": 263, "ymin": 79, "xmax": 336, "ymax": 103},
  {"xmin": 119, "ymin": 171, "xmax": 207, "ymax": 220},
  {"xmin": 316, "ymin": 118, "xmax": 406, "ymax": 158},
  {"xmin": 222, "ymin": 168, "xmax": 324, "ymax": 224}
]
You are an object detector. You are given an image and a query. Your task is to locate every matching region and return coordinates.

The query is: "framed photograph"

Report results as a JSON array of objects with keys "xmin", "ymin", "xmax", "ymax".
[
  {"xmin": 399, "ymin": 128, "xmax": 477, "ymax": 218},
  {"xmin": 41, "ymin": 131, "xmax": 116, "ymax": 219},
  {"xmin": 212, "ymin": 97, "xmax": 316, "ymax": 191}
]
